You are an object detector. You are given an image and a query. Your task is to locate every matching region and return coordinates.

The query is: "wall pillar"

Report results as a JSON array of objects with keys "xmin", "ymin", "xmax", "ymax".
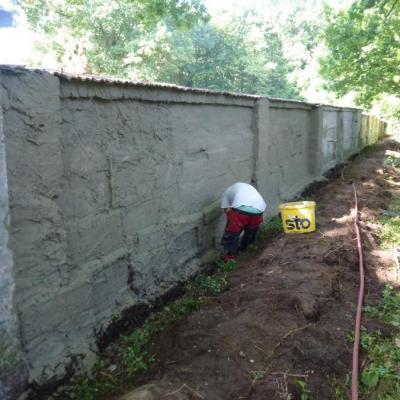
[
  {"xmin": 336, "ymin": 109, "xmax": 345, "ymax": 163},
  {"xmin": 353, "ymin": 110, "xmax": 362, "ymax": 153},
  {"xmin": 252, "ymin": 98, "xmax": 280, "ymax": 213},
  {"xmin": 309, "ymin": 105, "xmax": 324, "ymax": 178}
]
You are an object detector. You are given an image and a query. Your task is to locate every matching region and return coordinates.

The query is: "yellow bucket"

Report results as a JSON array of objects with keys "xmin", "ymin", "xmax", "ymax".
[{"xmin": 279, "ymin": 201, "xmax": 316, "ymax": 234}]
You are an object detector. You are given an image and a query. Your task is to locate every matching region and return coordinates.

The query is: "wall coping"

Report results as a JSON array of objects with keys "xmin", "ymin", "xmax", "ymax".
[
  {"xmin": 0, "ymin": 65, "xmax": 259, "ymax": 98},
  {"xmin": 0, "ymin": 65, "xmax": 364, "ymax": 111}
]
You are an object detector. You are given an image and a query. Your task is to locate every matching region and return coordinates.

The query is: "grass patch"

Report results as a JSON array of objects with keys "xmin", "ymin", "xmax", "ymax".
[
  {"xmin": 380, "ymin": 151, "xmax": 400, "ymax": 249},
  {"xmin": 378, "ymin": 196, "xmax": 400, "ymax": 249},
  {"xmin": 338, "ymin": 286, "xmax": 400, "ymax": 399},
  {"xmin": 354, "ymin": 153, "xmax": 400, "ymax": 399},
  {"xmin": 356, "ymin": 153, "xmax": 400, "ymax": 398},
  {"xmin": 364, "ymin": 285, "xmax": 400, "ymax": 328},
  {"xmin": 186, "ymin": 272, "xmax": 228, "ymax": 297},
  {"xmin": 63, "ymin": 259, "xmax": 237, "ymax": 400},
  {"xmin": 359, "ymin": 286, "xmax": 400, "ymax": 398},
  {"xmin": 384, "ymin": 152, "xmax": 400, "ymax": 170},
  {"xmin": 330, "ymin": 152, "xmax": 400, "ymax": 399}
]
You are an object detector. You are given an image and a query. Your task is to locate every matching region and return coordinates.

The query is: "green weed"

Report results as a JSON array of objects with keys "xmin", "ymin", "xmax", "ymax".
[
  {"xmin": 246, "ymin": 243, "xmax": 259, "ymax": 252},
  {"xmin": 341, "ymin": 288, "xmax": 400, "ymax": 399},
  {"xmin": 364, "ymin": 285, "xmax": 400, "ymax": 327},
  {"xmin": 186, "ymin": 272, "xmax": 228, "ymax": 297},
  {"xmin": 345, "ymin": 286, "xmax": 400, "ymax": 399},
  {"xmin": 66, "ymin": 259, "xmax": 236, "ymax": 399},
  {"xmin": 248, "ymin": 370, "xmax": 267, "ymax": 381},
  {"xmin": 72, "ymin": 373, "xmax": 117, "ymax": 400},
  {"xmin": 329, "ymin": 375, "xmax": 348, "ymax": 400},
  {"xmin": 117, "ymin": 328, "xmax": 154, "ymax": 375},
  {"xmin": 295, "ymin": 379, "xmax": 311, "ymax": 400},
  {"xmin": 259, "ymin": 215, "xmax": 282, "ymax": 239},
  {"xmin": 384, "ymin": 153, "xmax": 400, "ymax": 170},
  {"xmin": 347, "ymin": 326, "xmax": 379, "ymax": 349},
  {"xmin": 379, "ymin": 217, "xmax": 400, "ymax": 249},
  {"xmin": 0, "ymin": 341, "xmax": 19, "ymax": 370},
  {"xmin": 356, "ymin": 182, "xmax": 400, "ymax": 398},
  {"xmin": 156, "ymin": 296, "xmax": 205, "ymax": 325},
  {"xmin": 359, "ymin": 334, "xmax": 400, "ymax": 395},
  {"xmin": 216, "ymin": 259, "xmax": 237, "ymax": 272},
  {"xmin": 330, "ymin": 161, "xmax": 400, "ymax": 399},
  {"xmin": 378, "ymin": 196, "xmax": 400, "ymax": 249},
  {"xmin": 380, "ymin": 154, "xmax": 400, "ymax": 248}
]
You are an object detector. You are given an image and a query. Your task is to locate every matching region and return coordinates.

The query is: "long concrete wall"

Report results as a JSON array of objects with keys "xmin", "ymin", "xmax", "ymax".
[{"xmin": 0, "ymin": 66, "xmax": 386, "ymax": 398}]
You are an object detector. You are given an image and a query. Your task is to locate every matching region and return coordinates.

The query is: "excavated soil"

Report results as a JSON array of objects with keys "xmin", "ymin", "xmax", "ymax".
[{"xmin": 117, "ymin": 140, "xmax": 400, "ymax": 400}]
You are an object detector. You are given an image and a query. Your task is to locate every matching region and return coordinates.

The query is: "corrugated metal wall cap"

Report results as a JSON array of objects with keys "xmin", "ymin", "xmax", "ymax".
[
  {"xmin": 54, "ymin": 71, "xmax": 262, "ymax": 99},
  {"xmin": 0, "ymin": 65, "xmax": 261, "ymax": 99}
]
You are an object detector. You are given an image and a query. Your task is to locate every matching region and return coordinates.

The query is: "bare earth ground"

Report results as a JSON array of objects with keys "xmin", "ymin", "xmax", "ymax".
[{"xmin": 117, "ymin": 140, "xmax": 400, "ymax": 400}]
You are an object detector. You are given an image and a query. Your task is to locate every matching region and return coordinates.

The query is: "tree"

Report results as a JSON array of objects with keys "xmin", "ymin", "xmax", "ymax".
[
  {"xmin": 18, "ymin": 1, "xmax": 302, "ymax": 99},
  {"xmin": 152, "ymin": 15, "xmax": 302, "ymax": 98},
  {"xmin": 18, "ymin": 0, "xmax": 208, "ymax": 77},
  {"xmin": 320, "ymin": 0, "xmax": 400, "ymax": 108}
]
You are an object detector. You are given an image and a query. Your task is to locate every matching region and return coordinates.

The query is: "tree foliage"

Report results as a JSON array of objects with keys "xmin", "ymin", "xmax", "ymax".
[
  {"xmin": 321, "ymin": 0, "xmax": 400, "ymax": 108},
  {"xmin": 152, "ymin": 16, "xmax": 301, "ymax": 97},
  {"xmin": 19, "ymin": 0, "xmax": 209, "ymax": 76},
  {"xmin": 18, "ymin": 0, "xmax": 303, "ymax": 98}
]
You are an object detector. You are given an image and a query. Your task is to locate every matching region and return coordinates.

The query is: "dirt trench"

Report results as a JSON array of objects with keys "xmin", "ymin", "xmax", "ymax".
[{"xmin": 117, "ymin": 140, "xmax": 400, "ymax": 400}]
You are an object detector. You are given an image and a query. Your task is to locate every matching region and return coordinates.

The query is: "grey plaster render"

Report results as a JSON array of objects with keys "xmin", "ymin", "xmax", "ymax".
[
  {"xmin": 0, "ymin": 72, "xmax": 28, "ymax": 399},
  {"xmin": 0, "ymin": 66, "xmax": 387, "ymax": 398}
]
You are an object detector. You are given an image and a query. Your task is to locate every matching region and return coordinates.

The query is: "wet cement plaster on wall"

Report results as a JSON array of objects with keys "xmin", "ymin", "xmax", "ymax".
[
  {"xmin": 0, "ymin": 66, "xmax": 387, "ymax": 398},
  {"xmin": 0, "ymin": 72, "xmax": 28, "ymax": 399}
]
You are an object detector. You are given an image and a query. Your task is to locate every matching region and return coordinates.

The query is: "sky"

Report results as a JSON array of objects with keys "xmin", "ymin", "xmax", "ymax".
[
  {"xmin": 0, "ymin": 0, "xmax": 35, "ymax": 65},
  {"xmin": 0, "ymin": 8, "xmax": 13, "ymax": 26}
]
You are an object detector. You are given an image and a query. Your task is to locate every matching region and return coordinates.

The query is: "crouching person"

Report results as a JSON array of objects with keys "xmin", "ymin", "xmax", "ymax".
[{"xmin": 221, "ymin": 182, "xmax": 267, "ymax": 261}]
